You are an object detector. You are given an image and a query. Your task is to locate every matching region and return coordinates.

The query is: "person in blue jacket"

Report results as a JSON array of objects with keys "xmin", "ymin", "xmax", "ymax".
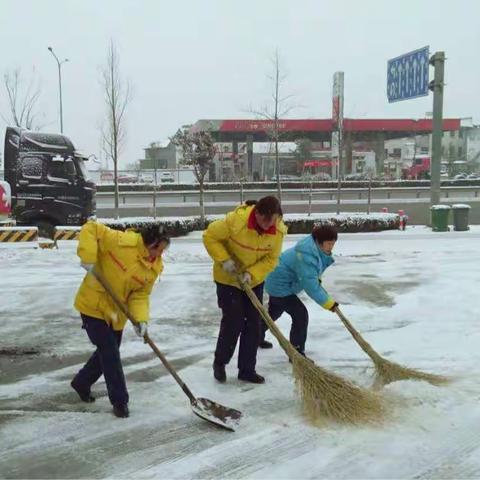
[{"xmin": 260, "ymin": 225, "xmax": 339, "ymax": 355}]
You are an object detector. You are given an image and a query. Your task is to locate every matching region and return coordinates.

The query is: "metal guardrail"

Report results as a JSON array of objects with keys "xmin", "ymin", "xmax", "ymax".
[{"xmin": 95, "ymin": 185, "xmax": 480, "ymax": 207}]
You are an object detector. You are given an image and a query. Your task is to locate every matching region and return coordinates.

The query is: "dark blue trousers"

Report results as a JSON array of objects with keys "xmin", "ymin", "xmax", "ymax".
[
  {"xmin": 72, "ymin": 314, "xmax": 129, "ymax": 407},
  {"xmin": 261, "ymin": 295, "xmax": 309, "ymax": 354},
  {"xmin": 214, "ymin": 282, "xmax": 264, "ymax": 374}
]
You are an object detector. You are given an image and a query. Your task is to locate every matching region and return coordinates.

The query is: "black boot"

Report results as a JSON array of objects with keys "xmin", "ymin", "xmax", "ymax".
[
  {"xmin": 259, "ymin": 340, "xmax": 273, "ymax": 349},
  {"xmin": 113, "ymin": 404, "xmax": 129, "ymax": 418},
  {"xmin": 70, "ymin": 380, "xmax": 95, "ymax": 403},
  {"xmin": 238, "ymin": 371, "xmax": 265, "ymax": 384},
  {"xmin": 213, "ymin": 362, "xmax": 226, "ymax": 383}
]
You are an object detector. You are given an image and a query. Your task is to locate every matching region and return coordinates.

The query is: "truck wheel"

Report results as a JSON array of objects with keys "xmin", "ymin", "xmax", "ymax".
[{"xmin": 36, "ymin": 220, "xmax": 55, "ymax": 239}]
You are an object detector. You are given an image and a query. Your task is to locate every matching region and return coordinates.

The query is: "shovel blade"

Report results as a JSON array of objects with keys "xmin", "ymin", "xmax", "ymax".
[{"xmin": 191, "ymin": 397, "xmax": 242, "ymax": 432}]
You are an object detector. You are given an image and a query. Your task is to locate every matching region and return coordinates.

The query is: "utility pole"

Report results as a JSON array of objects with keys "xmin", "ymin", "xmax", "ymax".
[
  {"xmin": 153, "ymin": 157, "xmax": 158, "ymax": 219},
  {"xmin": 332, "ymin": 71, "xmax": 344, "ymax": 215},
  {"xmin": 48, "ymin": 46, "xmax": 69, "ymax": 133},
  {"xmin": 336, "ymin": 128, "xmax": 343, "ymax": 215},
  {"xmin": 429, "ymin": 51, "xmax": 445, "ymax": 206}
]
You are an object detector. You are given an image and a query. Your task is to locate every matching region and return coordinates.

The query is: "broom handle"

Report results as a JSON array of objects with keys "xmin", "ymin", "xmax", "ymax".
[
  {"xmin": 90, "ymin": 268, "xmax": 197, "ymax": 404},
  {"xmin": 237, "ymin": 275, "xmax": 275, "ymax": 330},
  {"xmin": 239, "ymin": 272, "xmax": 382, "ymax": 364},
  {"xmin": 334, "ymin": 307, "xmax": 383, "ymax": 362},
  {"xmin": 237, "ymin": 275, "xmax": 293, "ymax": 356}
]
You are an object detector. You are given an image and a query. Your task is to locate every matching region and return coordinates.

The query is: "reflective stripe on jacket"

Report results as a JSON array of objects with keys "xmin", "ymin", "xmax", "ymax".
[
  {"xmin": 74, "ymin": 221, "xmax": 163, "ymax": 330},
  {"xmin": 203, "ymin": 204, "xmax": 287, "ymax": 288}
]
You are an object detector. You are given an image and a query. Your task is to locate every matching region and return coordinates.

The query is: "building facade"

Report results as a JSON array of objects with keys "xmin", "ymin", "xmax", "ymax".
[{"xmin": 141, "ymin": 141, "xmax": 178, "ymax": 170}]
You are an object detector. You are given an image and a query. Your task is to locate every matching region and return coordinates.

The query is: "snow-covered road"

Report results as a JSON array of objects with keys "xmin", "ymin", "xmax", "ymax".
[{"xmin": 1, "ymin": 227, "xmax": 480, "ymax": 479}]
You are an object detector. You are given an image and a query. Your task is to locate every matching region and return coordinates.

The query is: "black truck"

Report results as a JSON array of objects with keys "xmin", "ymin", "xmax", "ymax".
[{"xmin": 3, "ymin": 127, "xmax": 96, "ymax": 235}]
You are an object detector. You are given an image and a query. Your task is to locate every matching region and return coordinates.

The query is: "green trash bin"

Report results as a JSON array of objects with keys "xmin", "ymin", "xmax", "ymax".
[
  {"xmin": 452, "ymin": 204, "xmax": 471, "ymax": 231},
  {"xmin": 430, "ymin": 205, "xmax": 451, "ymax": 232}
]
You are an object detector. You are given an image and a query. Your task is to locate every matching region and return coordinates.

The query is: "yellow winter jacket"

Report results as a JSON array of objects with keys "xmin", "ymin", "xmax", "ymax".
[
  {"xmin": 203, "ymin": 204, "xmax": 287, "ymax": 288},
  {"xmin": 74, "ymin": 221, "xmax": 163, "ymax": 331}
]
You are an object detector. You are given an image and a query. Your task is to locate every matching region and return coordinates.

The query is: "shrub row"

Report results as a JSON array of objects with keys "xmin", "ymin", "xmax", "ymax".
[{"xmin": 102, "ymin": 213, "xmax": 399, "ymax": 237}]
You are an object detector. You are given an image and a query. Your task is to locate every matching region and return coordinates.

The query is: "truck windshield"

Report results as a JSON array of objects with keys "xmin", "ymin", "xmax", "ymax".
[{"xmin": 76, "ymin": 159, "xmax": 90, "ymax": 181}]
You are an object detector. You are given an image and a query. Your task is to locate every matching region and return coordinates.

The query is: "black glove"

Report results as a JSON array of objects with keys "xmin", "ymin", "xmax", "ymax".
[{"xmin": 329, "ymin": 302, "xmax": 339, "ymax": 312}]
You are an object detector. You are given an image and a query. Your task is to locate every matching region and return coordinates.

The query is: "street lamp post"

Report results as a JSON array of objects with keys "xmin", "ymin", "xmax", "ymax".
[{"xmin": 48, "ymin": 46, "xmax": 68, "ymax": 133}]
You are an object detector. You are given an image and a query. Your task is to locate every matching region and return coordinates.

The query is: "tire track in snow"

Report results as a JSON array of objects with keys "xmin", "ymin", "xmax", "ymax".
[
  {"xmin": 410, "ymin": 418, "xmax": 480, "ymax": 480},
  {"xmin": 0, "ymin": 407, "xmax": 223, "ymax": 478},
  {"xmin": 106, "ymin": 401, "xmax": 309, "ymax": 479}
]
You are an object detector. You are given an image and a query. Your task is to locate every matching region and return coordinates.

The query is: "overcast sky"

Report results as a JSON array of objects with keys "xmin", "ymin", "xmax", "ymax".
[{"xmin": 1, "ymin": 0, "xmax": 479, "ymax": 167}]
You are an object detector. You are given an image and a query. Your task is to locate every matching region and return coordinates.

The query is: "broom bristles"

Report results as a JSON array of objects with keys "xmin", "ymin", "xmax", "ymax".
[
  {"xmin": 292, "ymin": 350, "xmax": 386, "ymax": 425},
  {"xmin": 335, "ymin": 308, "xmax": 451, "ymax": 388},
  {"xmin": 241, "ymin": 280, "xmax": 386, "ymax": 425},
  {"xmin": 372, "ymin": 357, "xmax": 450, "ymax": 388}
]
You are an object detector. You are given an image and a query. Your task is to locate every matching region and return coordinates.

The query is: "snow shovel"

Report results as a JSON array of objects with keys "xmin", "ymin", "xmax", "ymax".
[{"xmin": 90, "ymin": 267, "xmax": 242, "ymax": 431}]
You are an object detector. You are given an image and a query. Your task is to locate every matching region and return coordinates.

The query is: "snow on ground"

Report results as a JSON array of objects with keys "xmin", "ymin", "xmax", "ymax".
[{"xmin": 1, "ymin": 227, "xmax": 480, "ymax": 479}]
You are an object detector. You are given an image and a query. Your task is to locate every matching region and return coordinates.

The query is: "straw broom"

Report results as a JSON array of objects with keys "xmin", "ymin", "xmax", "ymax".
[
  {"xmin": 239, "ymin": 277, "xmax": 385, "ymax": 425},
  {"xmin": 335, "ymin": 307, "xmax": 450, "ymax": 388}
]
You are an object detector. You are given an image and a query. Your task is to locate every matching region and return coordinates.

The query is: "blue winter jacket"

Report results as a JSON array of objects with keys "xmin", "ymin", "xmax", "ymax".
[{"xmin": 265, "ymin": 234, "xmax": 335, "ymax": 310}]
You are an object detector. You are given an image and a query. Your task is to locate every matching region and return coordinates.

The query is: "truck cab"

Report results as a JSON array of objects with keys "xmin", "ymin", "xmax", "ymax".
[
  {"xmin": 403, "ymin": 155, "xmax": 431, "ymax": 180},
  {"xmin": 4, "ymin": 127, "xmax": 96, "ymax": 234}
]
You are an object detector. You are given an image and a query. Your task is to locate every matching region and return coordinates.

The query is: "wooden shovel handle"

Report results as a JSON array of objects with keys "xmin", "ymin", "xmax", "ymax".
[{"xmin": 90, "ymin": 268, "xmax": 197, "ymax": 404}]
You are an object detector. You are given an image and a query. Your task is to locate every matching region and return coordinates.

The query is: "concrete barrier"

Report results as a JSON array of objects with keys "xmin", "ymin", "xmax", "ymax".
[
  {"xmin": 54, "ymin": 226, "xmax": 81, "ymax": 241},
  {"xmin": 0, "ymin": 226, "xmax": 38, "ymax": 242}
]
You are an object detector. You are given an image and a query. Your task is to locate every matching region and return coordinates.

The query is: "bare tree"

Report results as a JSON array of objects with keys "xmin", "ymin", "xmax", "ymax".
[
  {"xmin": 171, "ymin": 127, "xmax": 216, "ymax": 223},
  {"xmin": 249, "ymin": 50, "xmax": 296, "ymax": 203},
  {"xmin": 100, "ymin": 40, "xmax": 131, "ymax": 219},
  {"xmin": 2, "ymin": 68, "xmax": 43, "ymax": 130}
]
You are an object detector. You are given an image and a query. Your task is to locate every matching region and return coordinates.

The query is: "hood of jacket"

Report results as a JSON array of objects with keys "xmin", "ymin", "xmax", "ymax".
[{"xmin": 294, "ymin": 234, "xmax": 335, "ymax": 269}]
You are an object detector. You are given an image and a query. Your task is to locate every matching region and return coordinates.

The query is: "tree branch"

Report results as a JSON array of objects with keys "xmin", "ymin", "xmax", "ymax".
[{"xmin": 3, "ymin": 67, "xmax": 43, "ymax": 129}]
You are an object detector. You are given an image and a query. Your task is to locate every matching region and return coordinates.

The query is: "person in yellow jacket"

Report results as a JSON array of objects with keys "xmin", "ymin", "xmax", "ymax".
[
  {"xmin": 203, "ymin": 196, "xmax": 287, "ymax": 384},
  {"xmin": 71, "ymin": 221, "xmax": 170, "ymax": 418}
]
